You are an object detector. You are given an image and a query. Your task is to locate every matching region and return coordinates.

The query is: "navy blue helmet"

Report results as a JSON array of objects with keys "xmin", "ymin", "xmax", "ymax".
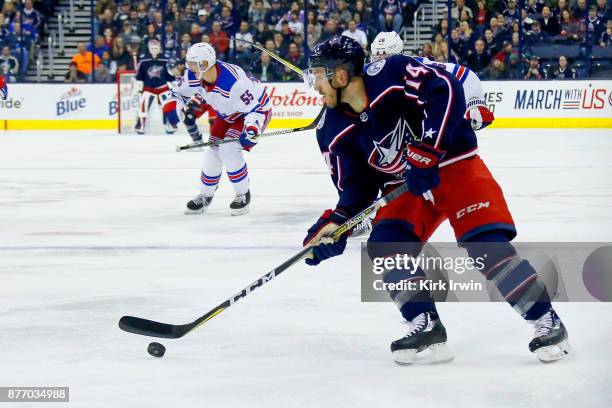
[{"xmin": 308, "ymin": 35, "xmax": 365, "ymax": 79}]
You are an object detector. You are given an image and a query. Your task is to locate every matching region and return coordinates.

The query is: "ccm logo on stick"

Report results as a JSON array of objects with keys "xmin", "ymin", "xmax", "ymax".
[
  {"xmin": 407, "ymin": 151, "xmax": 432, "ymax": 165},
  {"xmin": 456, "ymin": 202, "xmax": 490, "ymax": 219}
]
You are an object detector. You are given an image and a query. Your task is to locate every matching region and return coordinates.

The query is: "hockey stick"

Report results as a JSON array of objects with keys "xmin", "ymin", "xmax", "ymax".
[
  {"xmin": 118, "ymin": 184, "xmax": 408, "ymax": 339},
  {"xmin": 175, "ymin": 107, "xmax": 325, "ymax": 152},
  {"xmin": 234, "ymin": 38, "xmax": 304, "ymax": 76}
]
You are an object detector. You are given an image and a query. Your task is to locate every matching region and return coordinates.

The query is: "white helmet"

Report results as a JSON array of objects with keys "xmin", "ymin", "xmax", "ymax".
[
  {"xmin": 370, "ymin": 31, "xmax": 404, "ymax": 62},
  {"xmin": 148, "ymin": 39, "xmax": 162, "ymax": 58},
  {"xmin": 186, "ymin": 42, "xmax": 216, "ymax": 78}
]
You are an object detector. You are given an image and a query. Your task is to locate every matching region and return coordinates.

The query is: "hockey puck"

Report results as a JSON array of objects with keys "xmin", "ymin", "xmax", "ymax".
[{"xmin": 147, "ymin": 342, "xmax": 166, "ymax": 358}]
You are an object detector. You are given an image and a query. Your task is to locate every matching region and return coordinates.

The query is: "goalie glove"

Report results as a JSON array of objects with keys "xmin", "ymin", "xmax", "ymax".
[{"xmin": 465, "ymin": 99, "xmax": 494, "ymax": 131}]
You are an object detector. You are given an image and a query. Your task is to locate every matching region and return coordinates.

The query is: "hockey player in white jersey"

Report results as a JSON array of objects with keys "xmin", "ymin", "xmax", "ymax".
[
  {"xmin": 371, "ymin": 31, "xmax": 495, "ymax": 131},
  {"xmin": 183, "ymin": 42, "xmax": 272, "ymax": 216}
]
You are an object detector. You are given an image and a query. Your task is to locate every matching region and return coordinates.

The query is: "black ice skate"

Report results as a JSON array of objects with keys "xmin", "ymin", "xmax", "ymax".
[
  {"xmin": 229, "ymin": 191, "xmax": 250, "ymax": 216},
  {"xmin": 528, "ymin": 309, "xmax": 572, "ymax": 362},
  {"xmin": 134, "ymin": 117, "xmax": 146, "ymax": 135},
  {"xmin": 185, "ymin": 194, "xmax": 213, "ymax": 214},
  {"xmin": 391, "ymin": 311, "xmax": 454, "ymax": 365}
]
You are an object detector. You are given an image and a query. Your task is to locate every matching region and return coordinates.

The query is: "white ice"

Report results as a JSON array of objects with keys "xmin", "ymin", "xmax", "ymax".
[{"xmin": 0, "ymin": 128, "xmax": 611, "ymax": 408}]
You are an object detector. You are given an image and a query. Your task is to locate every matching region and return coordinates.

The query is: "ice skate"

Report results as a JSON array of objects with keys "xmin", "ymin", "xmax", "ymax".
[
  {"xmin": 391, "ymin": 311, "xmax": 454, "ymax": 365},
  {"xmin": 185, "ymin": 194, "xmax": 213, "ymax": 214},
  {"xmin": 229, "ymin": 191, "xmax": 250, "ymax": 216},
  {"xmin": 528, "ymin": 309, "xmax": 572, "ymax": 363},
  {"xmin": 134, "ymin": 117, "xmax": 146, "ymax": 135},
  {"xmin": 185, "ymin": 138, "xmax": 204, "ymax": 152}
]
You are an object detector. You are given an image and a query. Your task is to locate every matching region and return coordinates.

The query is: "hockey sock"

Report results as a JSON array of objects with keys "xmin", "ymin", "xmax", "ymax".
[
  {"xmin": 463, "ymin": 231, "xmax": 551, "ymax": 321},
  {"xmin": 367, "ymin": 220, "xmax": 437, "ymax": 322}
]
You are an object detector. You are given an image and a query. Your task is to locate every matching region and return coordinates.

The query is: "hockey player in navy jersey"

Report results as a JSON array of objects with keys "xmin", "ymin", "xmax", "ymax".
[
  {"xmin": 134, "ymin": 40, "xmax": 176, "ymax": 134},
  {"xmin": 302, "ymin": 36, "xmax": 570, "ymax": 364},
  {"xmin": 182, "ymin": 42, "xmax": 272, "ymax": 216},
  {"xmin": 370, "ymin": 31, "xmax": 494, "ymax": 131}
]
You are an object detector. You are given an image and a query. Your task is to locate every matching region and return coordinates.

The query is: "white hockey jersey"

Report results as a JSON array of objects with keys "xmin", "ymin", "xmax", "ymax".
[
  {"xmin": 413, "ymin": 57, "xmax": 485, "ymax": 107},
  {"xmin": 184, "ymin": 61, "xmax": 271, "ymax": 131}
]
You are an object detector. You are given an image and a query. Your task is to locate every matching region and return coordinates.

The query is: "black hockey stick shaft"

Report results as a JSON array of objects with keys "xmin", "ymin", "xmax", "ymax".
[
  {"xmin": 118, "ymin": 184, "xmax": 408, "ymax": 339},
  {"xmin": 175, "ymin": 107, "xmax": 325, "ymax": 152}
]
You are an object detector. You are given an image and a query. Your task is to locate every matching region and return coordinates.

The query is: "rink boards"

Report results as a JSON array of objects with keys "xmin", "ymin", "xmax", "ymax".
[{"xmin": 0, "ymin": 80, "xmax": 610, "ymax": 130}]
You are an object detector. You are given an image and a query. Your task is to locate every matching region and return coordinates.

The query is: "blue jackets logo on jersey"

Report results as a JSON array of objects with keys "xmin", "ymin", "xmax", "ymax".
[
  {"xmin": 147, "ymin": 65, "xmax": 164, "ymax": 79},
  {"xmin": 368, "ymin": 118, "xmax": 415, "ymax": 174},
  {"xmin": 366, "ymin": 59, "xmax": 386, "ymax": 76}
]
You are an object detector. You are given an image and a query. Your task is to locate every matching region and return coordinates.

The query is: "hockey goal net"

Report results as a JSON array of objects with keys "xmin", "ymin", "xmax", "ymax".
[{"xmin": 116, "ymin": 70, "xmax": 166, "ymax": 134}]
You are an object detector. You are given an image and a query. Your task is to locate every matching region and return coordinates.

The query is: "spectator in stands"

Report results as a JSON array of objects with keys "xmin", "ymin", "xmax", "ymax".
[
  {"xmin": 474, "ymin": 1, "xmax": 490, "ymax": 37},
  {"xmin": 585, "ymin": 6, "xmax": 605, "ymax": 46},
  {"xmin": 252, "ymin": 52, "xmax": 281, "ymax": 82},
  {"xmin": 94, "ymin": 60, "xmax": 113, "ymax": 82},
  {"xmin": 452, "ymin": 0, "xmax": 473, "ymax": 21},
  {"xmin": 552, "ymin": 55, "xmax": 577, "ymax": 79},
  {"xmin": 103, "ymin": 27, "xmax": 114, "ymax": 48},
  {"xmin": 6, "ymin": 21, "xmax": 34, "ymax": 72},
  {"xmin": 503, "ymin": 0, "xmax": 520, "ymax": 29},
  {"xmin": 0, "ymin": 45, "xmax": 18, "ymax": 82},
  {"xmin": 522, "ymin": 55, "xmax": 544, "ymax": 79},
  {"xmin": 141, "ymin": 23, "xmax": 162, "ymax": 54},
  {"xmin": 449, "ymin": 28, "xmax": 466, "ymax": 62},
  {"xmin": 273, "ymin": 30, "xmax": 291, "ymax": 57},
  {"xmin": 287, "ymin": 11, "xmax": 304, "ymax": 36},
  {"xmin": 1, "ymin": 1, "xmax": 16, "ymax": 22},
  {"xmin": 307, "ymin": 23, "xmax": 321, "ymax": 50},
  {"xmin": 285, "ymin": 42, "xmax": 305, "ymax": 68},
  {"xmin": 600, "ymin": 20, "xmax": 612, "ymax": 46},
  {"xmin": 209, "ymin": 21, "xmax": 229, "ymax": 58},
  {"xmin": 89, "ymin": 35, "xmax": 110, "ymax": 58},
  {"xmin": 458, "ymin": 20, "xmax": 474, "ymax": 47},
  {"xmin": 539, "ymin": 6, "xmax": 560, "ymax": 37},
  {"xmin": 493, "ymin": 40, "xmax": 514, "ymax": 64},
  {"xmin": 188, "ymin": 22, "xmax": 202, "ymax": 44},
  {"xmin": 319, "ymin": 18, "xmax": 339, "ymax": 43},
  {"xmin": 432, "ymin": 33, "xmax": 446, "ymax": 56},
  {"xmin": 433, "ymin": 41, "xmax": 449, "ymax": 62},
  {"xmin": 489, "ymin": 16, "xmax": 506, "ymax": 44},
  {"xmin": 234, "ymin": 21, "xmax": 253, "ymax": 66},
  {"xmin": 483, "ymin": 28, "xmax": 501, "ymax": 56},
  {"xmin": 98, "ymin": 10, "xmax": 115, "ymax": 37},
  {"xmin": 421, "ymin": 43, "xmax": 434, "ymax": 59},
  {"xmin": 336, "ymin": 0, "xmax": 353, "ymax": 26},
  {"xmin": 265, "ymin": 0, "xmax": 285, "ymax": 31},
  {"xmin": 342, "ymin": 19, "xmax": 368, "ymax": 49},
  {"xmin": 22, "ymin": 0, "xmax": 41, "ymax": 35},
  {"xmin": 506, "ymin": 54, "xmax": 523, "ymax": 79},
  {"xmin": 113, "ymin": 1, "xmax": 131, "ymax": 33},
  {"xmin": 466, "ymin": 38, "xmax": 491, "ymax": 74},
  {"xmin": 65, "ymin": 61, "xmax": 86, "ymax": 83},
  {"xmin": 355, "ymin": 0, "xmax": 372, "ymax": 25},
  {"xmin": 596, "ymin": 0, "xmax": 610, "ymax": 21},
  {"xmin": 249, "ymin": 0, "xmax": 266, "ymax": 26},
  {"xmin": 95, "ymin": 0, "xmax": 117, "ymax": 17},
  {"xmin": 100, "ymin": 49, "xmax": 116, "ymax": 76},
  {"xmin": 526, "ymin": 21, "xmax": 553, "ymax": 48},
  {"xmin": 111, "ymin": 37, "xmax": 133, "ymax": 70},
  {"xmin": 378, "ymin": 0, "xmax": 403, "ymax": 33},
  {"xmin": 572, "ymin": 0, "xmax": 587, "ymax": 20},
  {"xmin": 481, "ymin": 58, "xmax": 506, "ymax": 79},
  {"xmin": 217, "ymin": 5, "xmax": 235, "ymax": 33},
  {"xmin": 525, "ymin": 0, "xmax": 543, "ymax": 19},
  {"xmin": 432, "ymin": 18, "xmax": 449, "ymax": 42},
  {"xmin": 553, "ymin": 0, "xmax": 569, "ymax": 20},
  {"xmin": 162, "ymin": 21, "xmax": 179, "ymax": 58},
  {"xmin": 118, "ymin": 20, "xmax": 138, "ymax": 47},
  {"xmin": 255, "ymin": 21, "xmax": 273, "ymax": 46},
  {"xmin": 197, "ymin": 9, "xmax": 212, "ymax": 34},
  {"xmin": 71, "ymin": 42, "xmax": 100, "ymax": 77},
  {"xmin": 315, "ymin": 0, "xmax": 330, "ymax": 25},
  {"xmin": 557, "ymin": 9, "xmax": 584, "ymax": 44}
]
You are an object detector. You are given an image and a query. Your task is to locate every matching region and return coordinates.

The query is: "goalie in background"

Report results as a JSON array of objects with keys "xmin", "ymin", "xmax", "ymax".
[{"xmin": 134, "ymin": 40, "xmax": 176, "ymax": 134}]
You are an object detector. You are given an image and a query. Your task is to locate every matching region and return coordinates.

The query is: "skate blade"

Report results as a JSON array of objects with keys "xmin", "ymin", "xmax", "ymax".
[
  {"xmin": 230, "ymin": 206, "xmax": 250, "ymax": 216},
  {"xmin": 184, "ymin": 207, "xmax": 209, "ymax": 215},
  {"xmin": 393, "ymin": 343, "xmax": 454, "ymax": 366},
  {"xmin": 535, "ymin": 339, "xmax": 572, "ymax": 363}
]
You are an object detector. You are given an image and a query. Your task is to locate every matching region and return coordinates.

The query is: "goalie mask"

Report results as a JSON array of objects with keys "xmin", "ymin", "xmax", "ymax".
[{"xmin": 148, "ymin": 39, "xmax": 162, "ymax": 58}]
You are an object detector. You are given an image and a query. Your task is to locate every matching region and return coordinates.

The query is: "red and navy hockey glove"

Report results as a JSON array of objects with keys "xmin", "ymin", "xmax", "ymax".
[
  {"xmin": 405, "ymin": 143, "xmax": 445, "ymax": 196},
  {"xmin": 239, "ymin": 125, "xmax": 260, "ymax": 151},
  {"xmin": 303, "ymin": 209, "xmax": 349, "ymax": 266},
  {"xmin": 465, "ymin": 100, "xmax": 495, "ymax": 131},
  {"xmin": 0, "ymin": 75, "xmax": 8, "ymax": 100}
]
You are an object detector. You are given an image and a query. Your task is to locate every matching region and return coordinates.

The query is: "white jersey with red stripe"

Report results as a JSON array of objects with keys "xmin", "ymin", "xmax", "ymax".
[
  {"xmin": 413, "ymin": 57, "xmax": 485, "ymax": 106},
  {"xmin": 167, "ymin": 69, "xmax": 200, "ymax": 108},
  {"xmin": 191, "ymin": 61, "xmax": 271, "ymax": 133}
]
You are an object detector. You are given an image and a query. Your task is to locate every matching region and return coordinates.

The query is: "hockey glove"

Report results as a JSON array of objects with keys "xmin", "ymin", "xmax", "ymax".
[
  {"xmin": 405, "ymin": 143, "xmax": 445, "ymax": 196},
  {"xmin": 239, "ymin": 125, "xmax": 260, "ymax": 151},
  {"xmin": 465, "ymin": 100, "xmax": 495, "ymax": 131},
  {"xmin": 303, "ymin": 209, "xmax": 349, "ymax": 266},
  {"xmin": 0, "ymin": 75, "xmax": 7, "ymax": 100}
]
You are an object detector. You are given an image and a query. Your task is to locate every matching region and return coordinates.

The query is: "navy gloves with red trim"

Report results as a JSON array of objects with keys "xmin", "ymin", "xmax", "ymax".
[
  {"xmin": 303, "ymin": 209, "xmax": 348, "ymax": 266},
  {"xmin": 404, "ymin": 143, "xmax": 445, "ymax": 196}
]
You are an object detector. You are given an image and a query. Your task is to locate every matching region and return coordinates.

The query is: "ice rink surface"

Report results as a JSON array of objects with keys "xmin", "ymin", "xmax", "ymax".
[{"xmin": 0, "ymin": 128, "xmax": 611, "ymax": 407}]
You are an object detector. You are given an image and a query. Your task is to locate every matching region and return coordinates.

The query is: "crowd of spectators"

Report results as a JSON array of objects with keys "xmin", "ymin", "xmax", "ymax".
[
  {"xmin": 82, "ymin": 0, "xmax": 425, "ymax": 82},
  {"xmin": 423, "ymin": 0, "xmax": 611, "ymax": 79},
  {"xmin": 0, "ymin": 0, "xmax": 55, "ymax": 82}
]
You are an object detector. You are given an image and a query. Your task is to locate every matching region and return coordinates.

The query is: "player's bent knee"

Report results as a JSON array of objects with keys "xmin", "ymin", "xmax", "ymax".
[{"xmin": 367, "ymin": 219, "xmax": 421, "ymax": 260}]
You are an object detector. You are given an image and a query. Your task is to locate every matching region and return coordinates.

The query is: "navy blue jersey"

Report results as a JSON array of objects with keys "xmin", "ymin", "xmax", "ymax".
[
  {"xmin": 136, "ymin": 58, "xmax": 174, "ymax": 89},
  {"xmin": 316, "ymin": 54, "xmax": 478, "ymax": 217}
]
